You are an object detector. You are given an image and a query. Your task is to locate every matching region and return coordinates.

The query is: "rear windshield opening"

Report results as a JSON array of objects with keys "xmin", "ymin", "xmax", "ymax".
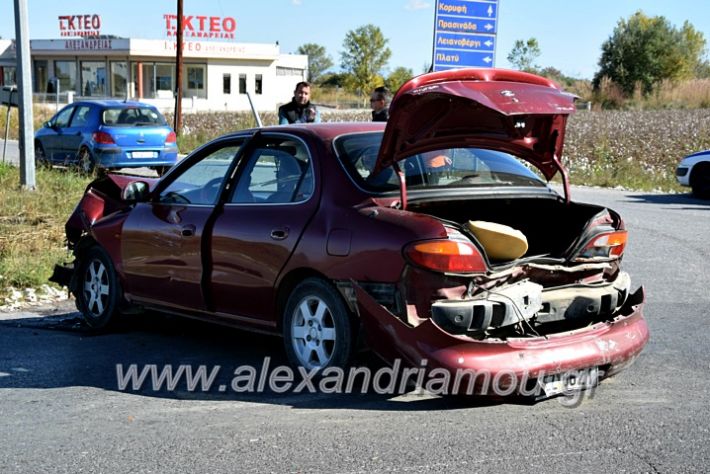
[
  {"xmin": 102, "ymin": 107, "xmax": 167, "ymax": 126},
  {"xmin": 334, "ymin": 132, "xmax": 547, "ymax": 193}
]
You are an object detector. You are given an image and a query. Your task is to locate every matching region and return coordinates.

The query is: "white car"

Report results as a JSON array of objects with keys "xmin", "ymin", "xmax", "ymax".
[{"xmin": 676, "ymin": 150, "xmax": 710, "ymax": 198}]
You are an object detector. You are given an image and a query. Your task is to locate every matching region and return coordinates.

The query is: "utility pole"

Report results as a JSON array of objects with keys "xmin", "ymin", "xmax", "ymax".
[
  {"xmin": 174, "ymin": 0, "xmax": 183, "ymax": 135},
  {"xmin": 13, "ymin": 0, "xmax": 35, "ymax": 189}
]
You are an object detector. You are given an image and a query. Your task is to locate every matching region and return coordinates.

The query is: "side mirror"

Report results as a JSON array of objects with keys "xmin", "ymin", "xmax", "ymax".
[
  {"xmin": 44, "ymin": 120, "xmax": 53, "ymax": 129},
  {"xmin": 122, "ymin": 181, "xmax": 150, "ymax": 203}
]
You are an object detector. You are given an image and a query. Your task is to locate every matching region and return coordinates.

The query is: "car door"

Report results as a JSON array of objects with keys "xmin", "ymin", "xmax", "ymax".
[
  {"xmin": 209, "ymin": 134, "xmax": 319, "ymax": 325},
  {"xmin": 41, "ymin": 105, "xmax": 75, "ymax": 162},
  {"xmin": 63, "ymin": 104, "xmax": 93, "ymax": 161},
  {"xmin": 120, "ymin": 138, "xmax": 245, "ymax": 311}
]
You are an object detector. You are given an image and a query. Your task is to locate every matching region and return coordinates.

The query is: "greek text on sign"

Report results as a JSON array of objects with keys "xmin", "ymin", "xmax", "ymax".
[
  {"xmin": 437, "ymin": 17, "xmax": 496, "ymax": 34},
  {"xmin": 58, "ymin": 15, "xmax": 101, "ymax": 37},
  {"xmin": 163, "ymin": 14, "xmax": 237, "ymax": 40},
  {"xmin": 436, "ymin": 32, "xmax": 495, "ymax": 51},
  {"xmin": 437, "ymin": 0, "xmax": 497, "ymax": 18}
]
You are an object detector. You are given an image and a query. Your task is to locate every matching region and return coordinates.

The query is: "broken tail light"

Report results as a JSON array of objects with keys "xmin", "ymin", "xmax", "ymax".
[
  {"xmin": 574, "ymin": 230, "xmax": 628, "ymax": 261},
  {"xmin": 404, "ymin": 239, "xmax": 487, "ymax": 274}
]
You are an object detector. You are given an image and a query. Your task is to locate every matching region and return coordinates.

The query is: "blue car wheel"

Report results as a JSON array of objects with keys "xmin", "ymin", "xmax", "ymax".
[{"xmin": 78, "ymin": 147, "xmax": 95, "ymax": 174}]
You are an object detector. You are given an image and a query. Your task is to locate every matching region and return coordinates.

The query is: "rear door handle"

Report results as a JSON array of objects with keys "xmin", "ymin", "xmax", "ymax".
[
  {"xmin": 181, "ymin": 224, "xmax": 196, "ymax": 237},
  {"xmin": 270, "ymin": 227, "xmax": 289, "ymax": 240}
]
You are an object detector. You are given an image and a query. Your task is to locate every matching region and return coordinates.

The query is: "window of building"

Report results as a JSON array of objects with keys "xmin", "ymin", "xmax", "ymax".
[
  {"xmin": 223, "ymin": 73, "xmax": 231, "ymax": 94},
  {"xmin": 54, "ymin": 60, "xmax": 77, "ymax": 94},
  {"xmin": 155, "ymin": 63, "xmax": 174, "ymax": 98},
  {"xmin": 276, "ymin": 67, "xmax": 303, "ymax": 76},
  {"xmin": 33, "ymin": 60, "xmax": 47, "ymax": 92},
  {"xmin": 255, "ymin": 74, "xmax": 263, "ymax": 95},
  {"xmin": 238, "ymin": 74, "xmax": 246, "ymax": 94},
  {"xmin": 81, "ymin": 61, "xmax": 107, "ymax": 96},
  {"xmin": 110, "ymin": 62, "xmax": 128, "ymax": 98},
  {"xmin": 1, "ymin": 67, "xmax": 16, "ymax": 87},
  {"xmin": 184, "ymin": 65, "xmax": 206, "ymax": 99}
]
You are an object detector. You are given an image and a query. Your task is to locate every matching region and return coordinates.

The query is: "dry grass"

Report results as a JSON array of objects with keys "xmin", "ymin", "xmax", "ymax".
[
  {"xmin": 564, "ymin": 108, "xmax": 710, "ymax": 191},
  {"xmin": 0, "ymin": 164, "xmax": 89, "ymax": 298},
  {"xmin": 0, "ymin": 106, "xmax": 55, "ymax": 141}
]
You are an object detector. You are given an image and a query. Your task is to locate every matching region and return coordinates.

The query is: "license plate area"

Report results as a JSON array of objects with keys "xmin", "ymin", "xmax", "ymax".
[
  {"xmin": 131, "ymin": 151, "xmax": 157, "ymax": 159},
  {"xmin": 538, "ymin": 367, "xmax": 599, "ymax": 398}
]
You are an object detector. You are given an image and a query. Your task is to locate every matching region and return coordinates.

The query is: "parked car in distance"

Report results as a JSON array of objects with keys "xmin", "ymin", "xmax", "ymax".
[
  {"xmin": 54, "ymin": 69, "xmax": 649, "ymax": 400},
  {"xmin": 676, "ymin": 150, "xmax": 710, "ymax": 198},
  {"xmin": 35, "ymin": 100, "xmax": 178, "ymax": 175}
]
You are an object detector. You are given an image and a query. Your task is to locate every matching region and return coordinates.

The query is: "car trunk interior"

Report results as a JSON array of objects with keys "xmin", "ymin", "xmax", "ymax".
[{"xmin": 407, "ymin": 196, "xmax": 608, "ymax": 262}]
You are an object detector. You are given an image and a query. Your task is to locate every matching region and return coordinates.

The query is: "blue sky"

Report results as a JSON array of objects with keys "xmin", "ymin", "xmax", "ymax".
[{"xmin": 2, "ymin": 0, "xmax": 709, "ymax": 79}]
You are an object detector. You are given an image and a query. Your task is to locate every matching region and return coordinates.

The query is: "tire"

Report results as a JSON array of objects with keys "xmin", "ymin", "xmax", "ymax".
[
  {"xmin": 35, "ymin": 142, "xmax": 50, "ymax": 169},
  {"xmin": 154, "ymin": 166, "xmax": 171, "ymax": 177},
  {"xmin": 690, "ymin": 164, "xmax": 710, "ymax": 199},
  {"xmin": 283, "ymin": 278, "xmax": 356, "ymax": 371},
  {"xmin": 76, "ymin": 246, "xmax": 122, "ymax": 329},
  {"xmin": 77, "ymin": 147, "xmax": 95, "ymax": 175}
]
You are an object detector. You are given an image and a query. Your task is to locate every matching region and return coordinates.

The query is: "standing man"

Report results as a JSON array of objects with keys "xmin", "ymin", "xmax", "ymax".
[
  {"xmin": 370, "ymin": 86, "xmax": 389, "ymax": 122},
  {"xmin": 278, "ymin": 81, "xmax": 320, "ymax": 124}
]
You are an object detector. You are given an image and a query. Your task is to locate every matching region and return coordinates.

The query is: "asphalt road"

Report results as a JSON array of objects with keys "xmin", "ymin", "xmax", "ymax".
[
  {"xmin": 1, "ymin": 186, "xmax": 709, "ymax": 473},
  {"xmin": 1, "ymin": 138, "xmax": 18, "ymax": 164}
]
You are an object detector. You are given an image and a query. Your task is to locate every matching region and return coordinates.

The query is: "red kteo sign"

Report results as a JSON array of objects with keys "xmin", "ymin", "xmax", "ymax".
[
  {"xmin": 58, "ymin": 15, "xmax": 102, "ymax": 37},
  {"xmin": 163, "ymin": 14, "xmax": 237, "ymax": 40}
]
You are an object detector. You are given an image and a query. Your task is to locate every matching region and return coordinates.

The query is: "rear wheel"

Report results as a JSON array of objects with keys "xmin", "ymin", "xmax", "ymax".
[
  {"xmin": 283, "ymin": 278, "xmax": 356, "ymax": 371},
  {"xmin": 76, "ymin": 246, "xmax": 122, "ymax": 329},
  {"xmin": 77, "ymin": 147, "xmax": 95, "ymax": 175},
  {"xmin": 35, "ymin": 142, "xmax": 50, "ymax": 169},
  {"xmin": 690, "ymin": 163, "xmax": 710, "ymax": 199}
]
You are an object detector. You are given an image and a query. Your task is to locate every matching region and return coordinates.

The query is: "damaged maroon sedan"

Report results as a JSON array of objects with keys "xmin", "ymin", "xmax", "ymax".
[{"xmin": 56, "ymin": 69, "xmax": 648, "ymax": 398}]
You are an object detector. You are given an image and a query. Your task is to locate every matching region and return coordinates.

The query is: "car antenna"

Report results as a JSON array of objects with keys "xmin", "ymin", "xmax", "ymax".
[{"xmin": 246, "ymin": 91, "xmax": 263, "ymax": 128}]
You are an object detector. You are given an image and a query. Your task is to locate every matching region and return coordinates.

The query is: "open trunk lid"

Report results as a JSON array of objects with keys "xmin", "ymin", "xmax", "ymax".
[{"xmin": 375, "ymin": 68, "xmax": 576, "ymax": 185}]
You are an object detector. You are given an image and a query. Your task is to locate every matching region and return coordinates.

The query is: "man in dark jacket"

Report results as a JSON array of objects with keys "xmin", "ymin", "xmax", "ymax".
[
  {"xmin": 278, "ymin": 81, "xmax": 320, "ymax": 124},
  {"xmin": 370, "ymin": 86, "xmax": 389, "ymax": 122}
]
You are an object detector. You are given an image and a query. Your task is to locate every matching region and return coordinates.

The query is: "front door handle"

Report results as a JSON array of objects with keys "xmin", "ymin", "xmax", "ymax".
[
  {"xmin": 270, "ymin": 227, "xmax": 289, "ymax": 240},
  {"xmin": 181, "ymin": 224, "xmax": 196, "ymax": 237}
]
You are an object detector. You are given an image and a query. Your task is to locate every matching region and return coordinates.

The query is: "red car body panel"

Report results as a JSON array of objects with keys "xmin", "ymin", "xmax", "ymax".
[{"xmin": 355, "ymin": 283, "xmax": 649, "ymax": 384}]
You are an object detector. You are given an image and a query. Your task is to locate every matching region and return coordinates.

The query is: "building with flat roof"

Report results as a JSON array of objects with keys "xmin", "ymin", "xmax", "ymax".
[{"xmin": 1, "ymin": 37, "xmax": 308, "ymax": 113}]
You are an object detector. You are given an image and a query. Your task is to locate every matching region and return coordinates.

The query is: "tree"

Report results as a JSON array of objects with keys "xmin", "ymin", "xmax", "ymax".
[
  {"xmin": 385, "ymin": 67, "xmax": 413, "ymax": 92},
  {"xmin": 297, "ymin": 43, "xmax": 333, "ymax": 84},
  {"xmin": 507, "ymin": 38, "xmax": 541, "ymax": 72},
  {"xmin": 594, "ymin": 11, "xmax": 707, "ymax": 95},
  {"xmin": 340, "ymin": 24, "xmax": 392, "ymax": 99}
]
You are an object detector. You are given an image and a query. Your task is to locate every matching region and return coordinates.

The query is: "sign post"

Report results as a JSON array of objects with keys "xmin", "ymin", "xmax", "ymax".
[
  {"xmin": 13, "ymin": 0, "xmax": 35, "ymax": 189},
  {"xmin": 432, "ymin": 0, "xmax": 498, "ymax": 71}
]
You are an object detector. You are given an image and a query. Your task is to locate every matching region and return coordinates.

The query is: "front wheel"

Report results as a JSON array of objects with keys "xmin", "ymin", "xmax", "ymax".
[
  {"xmin": 76, "ymin": 246, "xmax": 122, "ymax": 329},
  {"xmin": 283, "ymin": 278, "xmax": 356, "ymax": 371},
  {"xmin": 35, "ymin": 142, "xmax": 50, "ymax": 169}
]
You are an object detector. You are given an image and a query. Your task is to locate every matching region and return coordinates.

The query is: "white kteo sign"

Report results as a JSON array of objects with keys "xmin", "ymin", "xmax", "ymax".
[{"xmin": 58, "ymin": 14, "xmax": 102, "ymax": 37}]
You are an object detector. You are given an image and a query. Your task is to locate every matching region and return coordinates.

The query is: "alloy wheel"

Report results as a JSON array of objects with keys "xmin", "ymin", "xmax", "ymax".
[
  {"xmin": 83, "ymin": 258, "xmax": 110, "ymax": 318},
  {"xmin": 290, "ymin": 295, "xmax": 338, "ymax": 370}
]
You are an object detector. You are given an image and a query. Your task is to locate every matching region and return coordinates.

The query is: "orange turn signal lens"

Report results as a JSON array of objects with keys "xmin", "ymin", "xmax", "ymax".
[
  {"xmin": 576, "ymin": 230, "xmax": 628, "ymax": 260},
  {"xmin": 404, "ymin": 239, "xmax": 487, "ymax": 273}
]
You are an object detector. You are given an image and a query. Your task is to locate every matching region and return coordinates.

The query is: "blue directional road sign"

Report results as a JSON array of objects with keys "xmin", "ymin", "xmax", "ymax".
[{"xmin": 432, "ymin": 0, "xmax": 498, "ymax": 71}]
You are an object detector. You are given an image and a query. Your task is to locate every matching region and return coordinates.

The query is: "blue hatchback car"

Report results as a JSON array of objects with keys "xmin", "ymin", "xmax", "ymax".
[{"xmin": 35, "ymin": 100, "xmax": 179, "ymax": 175}]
